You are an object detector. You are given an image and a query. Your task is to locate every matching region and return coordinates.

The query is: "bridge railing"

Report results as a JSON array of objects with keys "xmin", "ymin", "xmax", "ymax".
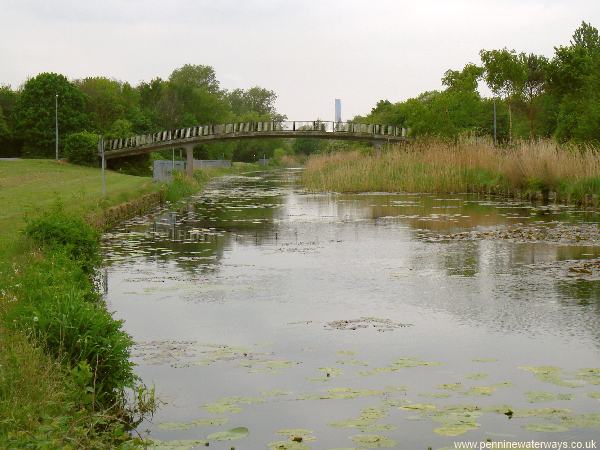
[{"xmin": 106, "ymin": 121, "xmax": 407, "ymax": 151}]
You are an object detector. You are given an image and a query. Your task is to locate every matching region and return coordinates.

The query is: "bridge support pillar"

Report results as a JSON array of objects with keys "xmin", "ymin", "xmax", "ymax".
[
  {"xmin": 373, "ymin": 141, "xmax": 383, "ymax": 157},
  {"xmin": 185, "ymin": 145, "xmax": 194, "ymax": 178}
]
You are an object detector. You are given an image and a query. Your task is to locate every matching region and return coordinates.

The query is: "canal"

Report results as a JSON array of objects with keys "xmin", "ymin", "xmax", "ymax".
[{"xmin": 102, "ymin": 170, "xmax": 600, "ymax": 449}]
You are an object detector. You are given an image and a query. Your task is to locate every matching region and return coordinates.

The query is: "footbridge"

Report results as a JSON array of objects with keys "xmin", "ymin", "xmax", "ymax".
[{"xmin": 102, "ymin": 121, "xmax": 408, "ymax": 176}]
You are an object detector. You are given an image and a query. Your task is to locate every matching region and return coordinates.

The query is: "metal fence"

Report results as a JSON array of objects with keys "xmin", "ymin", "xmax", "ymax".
[{"xmin": 153, "ymin": 160, "xmax": 185, "ymax": 182}]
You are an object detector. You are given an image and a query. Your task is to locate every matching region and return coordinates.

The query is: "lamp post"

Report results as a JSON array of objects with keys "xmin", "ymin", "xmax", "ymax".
[{"xmin": 55, "ymin": 93, "xmax": 59, "ymax": 160}]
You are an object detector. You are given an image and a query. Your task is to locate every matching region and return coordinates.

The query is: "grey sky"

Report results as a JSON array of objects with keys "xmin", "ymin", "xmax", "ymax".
[{"xmin": 1, "ymin": 0, "xmax": 599, "ymax": 121}]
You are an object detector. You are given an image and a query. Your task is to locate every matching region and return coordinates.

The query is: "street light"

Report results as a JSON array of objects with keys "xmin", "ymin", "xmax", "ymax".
[{"xmin": 55, "ymin": 93, "xmax": 59, "ymax": 160}]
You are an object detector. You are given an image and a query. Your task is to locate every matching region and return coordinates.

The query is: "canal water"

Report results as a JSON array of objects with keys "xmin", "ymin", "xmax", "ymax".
[{"xmin": 102, "ymin": 170, "xmax": 600, "ymax": 449}]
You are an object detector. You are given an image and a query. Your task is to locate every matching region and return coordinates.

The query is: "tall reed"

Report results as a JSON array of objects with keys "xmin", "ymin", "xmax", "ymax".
[{"xmin": 302, "ymin": 139, "xmax": 600, "ymax": 204}]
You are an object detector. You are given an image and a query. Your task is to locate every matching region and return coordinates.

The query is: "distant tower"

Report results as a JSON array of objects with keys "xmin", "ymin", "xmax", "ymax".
[{"xmin": 335, "ymin": 99, "xmax": 342, "ymax": 122}]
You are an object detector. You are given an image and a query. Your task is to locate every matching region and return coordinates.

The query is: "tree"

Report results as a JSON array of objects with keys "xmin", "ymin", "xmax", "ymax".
[
  {"xmin": 169, "ymin": 64, "xmax": 220, "ymax": 94},
  {"xmin": 442, "ymin": 63, "xmax": 483, "ymax": 92},
  {"xmin": 14, "ymin": 73, "xmax": 88, "ymax": 158},
  {"xmin": 227, "ymin": 86, "xmax": 280, "ymax": 119},
  {"xmin": 547, "ymin": 22, "xmax": 600, "ymax": 142},
  {"xmin": 76, "ymin": 77, "xmax": 128, "ymax": 132},
  {"xmin": 480, "ymin": 48, "xmax": 527, "ymax": 142},
  {"xmin": 63, "ymin": 131, "xmax": 99, "ymax": 166},
  {"xmin": 518, "ymin": 53, "xmax": 549, "ymax": 138}
]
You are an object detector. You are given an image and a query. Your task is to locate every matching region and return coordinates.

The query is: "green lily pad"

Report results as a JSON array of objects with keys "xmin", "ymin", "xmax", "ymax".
[
  {"xmin": 511, "ymin": 407, "xmax": 571, "ymax": 418},
  {"xmin": 350, "ymin": 434, "xmax": 397, "ymax": 448},
  {"xmin": 434, "ymin": 421, "xmax": 479, "ymax": 436},
  {"xmin": 158, "ymin": 417, "xmax": 227, "ymax": 430},
  {"xmin": 437, "ymin": 383, "xmax": 462, "ymax": 391},
  {"xmin": 588, "ymin": 392, "xmax": 600, "ymax": 399},
  {"xmin": 207, "ymin": 426, "xmax": 249, "ymax": 441},
  {"xmin": 466, "ymin": 372, "xmax": 488, "ymax": 380},
  {"xmin": 276, "ymin": 429, "xmax": 316, "ymax": 441},
  {"xmin": 298, "ymin": 387, "xmax": 383, "ymax": 400},
  {"xmin": 519, "ymin": 366, "xmax": 583, "ymax": 388},
  {"xmin": 329, "ymin": 406, "xmax": 394, "ymax": 432},
  {"xmin": 147, "ymin": 439, "xmax": 209, "ymax": 449},
  {"xmin": 525, "ymin": 391, "xmax": 574, "ymax": 403},
  {"xmin": 203, "ymin": 395, "xmax": 264, "ymax": 414},
  {"xmin": 268, "ymin": 441, "xmax": 311, "ymax": 450},
  {"xmin": 359, "ymin": 357, "xmax": 440, "ymax": 376},
  {"xmin": 578, "ymin": 368, "xmax": 600, "ymax": 385}
]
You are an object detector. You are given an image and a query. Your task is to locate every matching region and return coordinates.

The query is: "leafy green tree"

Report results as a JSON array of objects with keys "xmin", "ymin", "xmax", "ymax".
[
  {"xmin": 547, "ymin": 22, "xmax": 600, "ymax": 142},
  {"xmin": 76, "ymin": 77, "xmax": 126, "ymax": 132},
  {"xmin": 169, "ymin": 64, "xmax": 221, "ymax": 95},
  {"xmin": 227, "ymin": 87, "xmax": 280, "ymax": 119},
  {"xmin": 0, "ymin": 106, "xmax": 9, "ymax": 141},
  {"xmin": 518, "ymin": 53, "xmax": 549, "ymax": 138},
  {"xmin": 0, "ymin": 85, "xmax": 21, "ymax": 156},
  {"xmin": 14, "ymin": 73, "xmax": 88, "ymax": 158},
  {"xmin": 107, "ymin": 118, "xmax": 134, "ymax": 139},
  {"xmin": 480, "ymin": 48, "xmax": 526, "ymax": 142},
  {"xmin": 63, "ymin": 131, "xmax": 99, "ymax": 166}
]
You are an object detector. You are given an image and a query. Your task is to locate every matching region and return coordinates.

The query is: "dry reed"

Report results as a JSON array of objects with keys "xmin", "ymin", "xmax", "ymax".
[{"xmin": 302, "ymin": 139, "xmax": 600, "ymax": 204}]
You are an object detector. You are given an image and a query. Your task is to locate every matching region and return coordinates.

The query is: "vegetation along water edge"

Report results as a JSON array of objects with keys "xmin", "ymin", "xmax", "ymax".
[
  {"xmin": 301, "ymin": 139, "xmax": 600, "ymax": 207},
  {"xmin": 0, "ymin": 159, "xmax": 251, "ymax": 448}
]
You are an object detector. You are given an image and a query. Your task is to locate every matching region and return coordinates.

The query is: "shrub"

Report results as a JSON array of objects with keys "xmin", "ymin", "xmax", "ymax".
[
  {"xmin": 24, "ymin": 208, "xmax": 100, "ymax": 274},
  {"xmin": 10, "ymin": 210, "xmax": 137, "ymax": 406},
  {"xmin": 63, "ymin": 131, "xmax": 99, "ymax": 166},
  {"xmin": 6, "ymin": 251, "xmax": 136, "ymax": 405}
]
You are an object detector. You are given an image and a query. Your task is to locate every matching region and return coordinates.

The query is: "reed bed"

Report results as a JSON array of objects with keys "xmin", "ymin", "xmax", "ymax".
[{"xmin": 302, "ymin": 139, "xmax": 600, "ymax": 204}]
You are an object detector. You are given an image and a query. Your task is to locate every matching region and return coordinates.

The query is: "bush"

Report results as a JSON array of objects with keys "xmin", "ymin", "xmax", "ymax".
[
  {"xmin": 63, "ymin": 131, "xmax": 99, "ymax": 166},
  {"xmin": 6, "ymin": 251, "xmax": 136, "ymax": 405},
  {"xmin": 10, "ymin": 209, "xmax": 137, "ymax": 406},
  {"xmin": 25, "ymin": 208, "xmax": 100, "ymax": 274}
]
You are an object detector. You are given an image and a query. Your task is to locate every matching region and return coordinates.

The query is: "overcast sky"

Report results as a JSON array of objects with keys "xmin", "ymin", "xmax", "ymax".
[{"xmin": 1, "ymin": 0, "xmax": 599, "ymax": 120}]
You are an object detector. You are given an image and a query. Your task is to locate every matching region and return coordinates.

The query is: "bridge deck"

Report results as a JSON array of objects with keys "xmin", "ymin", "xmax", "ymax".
[{"xmin": 103, "ymin": 121, "xmax": 407, "ymax": 159}]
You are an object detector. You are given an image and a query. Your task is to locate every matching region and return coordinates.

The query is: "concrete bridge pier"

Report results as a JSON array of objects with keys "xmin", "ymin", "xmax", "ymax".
[
  {"xmin": 184, "ymin": 144, "xmax": 195, "ymax": 177},
  {"xmin": 373, "ymin": 141, "xmax": 383, "ymax": 157}
]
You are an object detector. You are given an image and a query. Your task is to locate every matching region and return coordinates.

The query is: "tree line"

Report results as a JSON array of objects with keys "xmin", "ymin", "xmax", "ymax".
[
  {"xmin": 0, "ymin": 64, "xmax": 285, "ymax": 162},
  {"xmin": 359, "ymin": 22, "xmax": 600, "ymax": 144}
]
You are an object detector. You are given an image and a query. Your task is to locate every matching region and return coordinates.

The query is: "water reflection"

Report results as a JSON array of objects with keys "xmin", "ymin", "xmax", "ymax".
[{"xmin": 103, "ymin": 171, "xmax": 600, "ymax": 447}]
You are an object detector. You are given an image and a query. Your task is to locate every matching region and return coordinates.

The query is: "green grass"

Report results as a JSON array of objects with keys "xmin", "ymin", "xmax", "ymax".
[{"xmin": 0, "ymin": 159, "xmax": 159, "ymax": 260}]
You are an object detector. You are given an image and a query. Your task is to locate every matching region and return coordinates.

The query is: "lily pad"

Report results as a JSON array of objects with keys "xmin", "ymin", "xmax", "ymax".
[
  {"xmin": 525, "ymin": 391, "xmax": 574, "ymax": 403},
  {"xmin": 434, "ymin": 421, "xmax": 479, "ymax": 437},
  {"xmin": 203, "ymin": 395, "xmax": 264, "ymax": 414},
  {"xmin": 578, "ymin": 368, "xmax": 600, "ymax": 385},
  {"xmin": 148, "ymin": 439, "xmax": 209, "ymax": 449},
  {"xmin": 437, "ymin": 383, "xmax": 462, "ymax": 391},
  {"xmin": 329, "ymin": 406, "xmax": 395, "ymax": 432},
  {"xmin": 158, "ymin": 417, "xmax": 227, "ymax": 430},
  {"xmin": 268, "ymin": 441, "xmax": 311, "ymax": 450},
  {"xmin": 466, "ymin": 372, "xmax": 488, "ymax": 380},
  {"xmin": 207, "ymin": 426, "xmax": 249, "ymax": 441},
  {"xmin": 350, "ymin": 434, "xmax": 396, "ymax": 448},
  {"xmin": 519, "ymin": 366, "xmax": 582, "ymax": 388},
  {"xmin": 359, "ymin": 357, "xmax": 440, "ymax": 376},
  {"xmin": 298, "ymin": 387, "xmax": 383, "ymax": 400},
  {"xmin": 276, "ymin": 429, "xmax": 316, "ymax": 442}
]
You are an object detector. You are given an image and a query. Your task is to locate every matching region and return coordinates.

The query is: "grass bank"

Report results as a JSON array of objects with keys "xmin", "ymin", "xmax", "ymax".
[
  {"xmin": 0, "ymin": 159, "xmax": 249, "ymax": 448},
  {"xmin": 302, "ymin": 139, "xmax": 600, "ymax": 205}
]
